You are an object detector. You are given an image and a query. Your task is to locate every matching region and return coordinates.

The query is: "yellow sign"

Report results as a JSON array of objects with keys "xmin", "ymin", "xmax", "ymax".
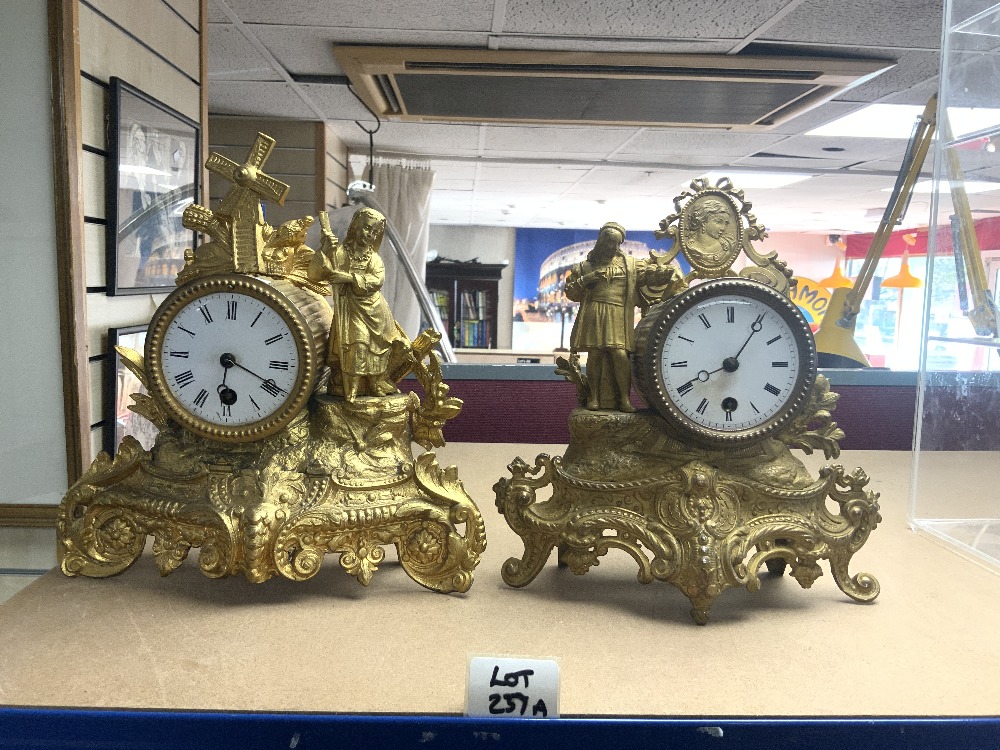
[{"xmin": 790, "ymin": 277, "xmax": 832, "ymax": 331}]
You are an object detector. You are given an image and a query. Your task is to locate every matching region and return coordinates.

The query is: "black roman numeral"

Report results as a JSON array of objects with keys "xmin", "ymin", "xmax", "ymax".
[
  {"xmin": 249, "ymin": 395, "xmax": 261, "ymax": 411},
  {"xmin": 260, "ymin": 379, "xmax": 281, "ymax": 397},
  {"xmin": 199, "ymin": 306, "xmax": 213, "ymax": 324},
  {"xmin": 227, "ymin": 301, "xmax": 237, "ymax": 320},
  {"xmin": 178, "ymin": 326, "xmax": 196, "ymax": 337},
  {"xmin": 169, "ymin": 351, "xmax": 189, "ymax": 358},
  {"xmin": 696, "ymin": 398, "xmax": 708, "ymax": 414},
  {"xmin": 772, "ymin": 361, "xmax": 789, "ymax": 368},
  {"xmin": 678, "ymin": 335, "xmax": 694, "ymax": 343},
  {"xmin": 726, "ymin": 306, "xmax": 735, "ymax": 323},
  {"xmin": 193, "ymin": 389, "xmax": 208, "ymax": 408},
  {"xmin": 677, "ymin": 381, "xmax": 694, "ymax": 396},
  {"xmin": 751, "ymin": 401, "xmax": 760, "ymax": 414},
  {"xmin": 174, "ymin": 370, "xmax": 195, "ymax": 388},
  {"xmin": 251, "ymin": 311, "xmax": 262, "ymax": 328},
  {"xmin": 222, "ymin": 404, "xmax": 232, "ymax": 418},
  {"xmin": 269, "ymin": 360, "xmax": 289, "ymax": 371},
  {"xmin": 265, "ymin": 334, "xmax": 283, "ymax": 345},
  {"xmin": 670, "ymin": 361, "xmax": 688, "ymax": 368},
  {"xmin": 764, "ymin": 382, "xmax": 781, "ymax": 396},
  {"xmin": 766, "ymin": 335, "xmax": 782, "ymax": 345},
  {"xmin": 698, "ymin": 313, "xmax": 711, "ymax": 329},
  {"xmin": 725, "ymin": 410, "xmax": 733, "ymax": 422}
]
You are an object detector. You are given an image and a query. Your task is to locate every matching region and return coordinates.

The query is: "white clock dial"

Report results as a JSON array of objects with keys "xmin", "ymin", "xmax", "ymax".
[
  {"xmin": 159, "ymin": 290, "xmax": 300, "ymax": 427},
  {"xmin": 633, "ymin": 278, "xmax": 816, "ymax": 447},
  {"xmin": 660, "ymin": 296, "xmax": 800, "ymax": 432},
  {"xmin": 146, "ymin": 274, "xmax": 320, "ymax": 442}
]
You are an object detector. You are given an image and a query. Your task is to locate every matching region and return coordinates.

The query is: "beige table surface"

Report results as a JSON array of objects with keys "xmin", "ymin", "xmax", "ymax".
[{"xmin": 1, "ymin": 445, "xmax": 997, "ymax": 717}]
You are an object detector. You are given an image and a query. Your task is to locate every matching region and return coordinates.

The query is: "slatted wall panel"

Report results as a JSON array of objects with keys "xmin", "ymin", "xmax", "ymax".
[
  {"xmin": 208, "ymin": 117, "xmax": 350, "ymax": 226},
  {"xmin": 78, "ymin": 0, "xmax": 206, "ymax": 463}
]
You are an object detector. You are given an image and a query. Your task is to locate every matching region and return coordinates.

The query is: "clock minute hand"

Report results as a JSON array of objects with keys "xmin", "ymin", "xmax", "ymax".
[
  {"xmin": 220, "ymin": 353, "xmax": 287, "ymax": 395},
  {"xmin": 733, "ymin": 313, "xmax": 766, "ymax": 360}
]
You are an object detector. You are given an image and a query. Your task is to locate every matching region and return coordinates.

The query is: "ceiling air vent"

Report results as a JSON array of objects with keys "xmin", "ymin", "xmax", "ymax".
[{"xmin": 334, "ymin": 46, "xmax": 894, "ymax": 131}]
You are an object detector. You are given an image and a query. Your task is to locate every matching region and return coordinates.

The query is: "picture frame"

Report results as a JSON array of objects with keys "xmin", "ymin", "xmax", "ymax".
[
  {"xmin": 104, "ymin": 325, "xmax": 158, "ymax": 456},
  {"xmin": 106, "ymin": 77, "xmax": 200, "ymax": 295}
]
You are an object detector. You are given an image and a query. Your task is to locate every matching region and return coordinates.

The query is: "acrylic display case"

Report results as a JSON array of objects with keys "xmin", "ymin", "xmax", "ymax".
[{"xmin": 910, "ymin": 0, "xmax": 1000, "ymax": 566}]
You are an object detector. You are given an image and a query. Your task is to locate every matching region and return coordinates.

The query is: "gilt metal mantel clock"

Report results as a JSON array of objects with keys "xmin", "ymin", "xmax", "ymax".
[
  {"xmin": 495, "ymin": 178, "xmax": 881, "ymax": 624},
  {"xmin": 59, "ymin": 133, "xmax": 485, "ymax": 592}
]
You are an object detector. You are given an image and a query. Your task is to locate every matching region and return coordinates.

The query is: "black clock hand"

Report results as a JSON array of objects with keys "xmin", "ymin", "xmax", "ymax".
[
  {"xmin": 220, "ymin": 353, "xmax": 287, "ymax": 395},
  {"xmin": 733, "ymin": 313, "xmax": 766, "ymax": 360},
  {"xmin": 677, "ymin": 364, "xmax": 725, "ymax": 390}
]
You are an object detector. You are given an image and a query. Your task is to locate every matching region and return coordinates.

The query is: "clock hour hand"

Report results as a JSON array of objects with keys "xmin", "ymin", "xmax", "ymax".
[
  {"xmin": 220, "ymin": 353, "xmax": 287, "ymax": 395},
  {"xmin": 677, "ymin": 364, "xmax": 725, "ymax": 391}
]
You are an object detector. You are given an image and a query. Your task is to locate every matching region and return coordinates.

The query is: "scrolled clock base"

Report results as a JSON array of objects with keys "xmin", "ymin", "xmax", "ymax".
[
  {"xmin": 494, "ymin": 408, "xmax": 881, "ymax": 624},
  {"xmin": 58, "ymin": 393, "xmax": 485, "ymax": 593}
]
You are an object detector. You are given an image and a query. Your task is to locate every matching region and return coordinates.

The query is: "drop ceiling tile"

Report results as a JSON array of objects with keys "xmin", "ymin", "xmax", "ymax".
[
  {"xmin": 764, "ymin": 0, "xmax": 946, "ymax": 49},
  {"xmin": 750, "ymin": 133, "xmax": 909, "ymax": 162},
  {"xmin": 503, "ymin": 0, "xmax": 789, "ymax": 39},
  {"xmin": 618, "ymin": 130, "xmax": 787, "ymax": 161},
  {"xmin": 219, "ymin": 0, "xmax": 495, "ymax": 31},
  {"xmin": 298, "ymin": 83, "xmax": 379, "ymax": 122},
  {"xmin": 253, "ymin": 26, "xmax": 491, "ymax": 76},
  {"xmin": 209, "ymin": 80, "xmax": 315, "ymax": 118},
  {"xmin": 835, "ymin": 49, "xmax": 940, "ymax": 103},
  {"xmin": 427, "ymin": 162, "xmax": 480, "ymax": 181},
  {"xmin": 481, "ymin": 124, "xmax": 636, "ymax": 157},
  {"xmin": 766, "ymin": 101, "xmax": 868, "ymax": 136},
  {"xmin": 337, "ymin": 121, "xmax": 482, "ymax": 156},
  {"xmin": 729, "ymin": 155, "xmax": 857, "ymax": 170},
  {"xmin": 475, "ymin": 164, "xmax": 591, "ymax": 182},
  {"xmin": 208, "ymin": 23, "xmax": 283, "ymax": 81},
  {"xmin": 851, "ymin": 156, "xmax": 933, "ymax": 177},
  {"xmin": 577, "ymin": 166, "xmax": 698, "ymax": 186}
]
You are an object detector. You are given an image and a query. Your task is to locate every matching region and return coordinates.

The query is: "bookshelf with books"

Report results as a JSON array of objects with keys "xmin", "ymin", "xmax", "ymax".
[{"xmin": 425, "ymin": 259, "xmax": 505, "ymax": 349}]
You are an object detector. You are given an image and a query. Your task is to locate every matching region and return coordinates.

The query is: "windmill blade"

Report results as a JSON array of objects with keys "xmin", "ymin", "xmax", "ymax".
[
  {"xmin": 254, "ymin": 171, "xmax": 290, "ymax": 205},
  {"xmin": 247, "ymin": 132, "xmax": 276, "ymax": 168},
  {"xmin": 205, "ymin": 152, "xmax": 239, "ymax": 180}
]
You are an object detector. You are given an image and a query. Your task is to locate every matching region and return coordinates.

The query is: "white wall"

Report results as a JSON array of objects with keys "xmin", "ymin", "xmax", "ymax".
[
  {"xmin": 756, "ymin": 232, "xmax": 839, "ymax": 282},
  {"xmin": 428, "ymin": 225, "xmax": 516, "ymax": 348},
  {"xmin": 0, "ymin": 3, "xmax": 68, "ymax": 504}
]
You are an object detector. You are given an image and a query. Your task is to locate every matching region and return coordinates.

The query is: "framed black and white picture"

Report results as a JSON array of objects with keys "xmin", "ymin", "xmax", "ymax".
[
  {"xmin": 106, "ymin": 77, "xmax": 200, "ymax": 295},
  {"xmin": 105, "ymin": 325, "xmax": 158, "ymax": 456}
]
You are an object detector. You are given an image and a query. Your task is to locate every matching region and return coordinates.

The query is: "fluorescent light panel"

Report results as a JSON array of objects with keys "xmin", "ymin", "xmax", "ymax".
[
  {"xmin": 901, "ymin": 179, "xmax": 1000, "ymax": 194},
  {"xmin": 808, "ymin": 103, "xmax": 1000, "ymax": 139}
]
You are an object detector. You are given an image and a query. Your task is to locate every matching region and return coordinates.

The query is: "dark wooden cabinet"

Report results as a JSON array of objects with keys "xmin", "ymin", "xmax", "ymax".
[{"xmin": 425, "ymin": 260, "xmax": 504, "ymax": 349}]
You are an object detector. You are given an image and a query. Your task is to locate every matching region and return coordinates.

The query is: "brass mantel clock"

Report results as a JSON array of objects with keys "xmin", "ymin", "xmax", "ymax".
[
  {"xmin": 495, "ymin": 178, "xmax": 881, "ymax": 624},
  {"xmin": 634, "ymin": 276, "xmax": 817, "ymax": 447},
  {"xmin": 145, "ymin": 273, "xmax": 328, "ymax": 441},
  {"xmin": 59, "ymin": 133, "xmax": 485, "ymax": 592}
]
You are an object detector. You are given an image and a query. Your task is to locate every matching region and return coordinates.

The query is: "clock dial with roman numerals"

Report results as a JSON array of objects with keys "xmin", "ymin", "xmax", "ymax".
[
  {"xmin": 146, "ymin": 274, "xmax": 321, "ymax": 442},
  {"xmin": 633, "ymin": 277, "xmax": 817, "ymax": 447}
]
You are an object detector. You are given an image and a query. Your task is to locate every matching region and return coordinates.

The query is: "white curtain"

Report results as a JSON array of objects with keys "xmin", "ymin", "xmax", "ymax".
[{"xmin": 369, "ymin": 160, "xmax": 435, "ymax": 338}]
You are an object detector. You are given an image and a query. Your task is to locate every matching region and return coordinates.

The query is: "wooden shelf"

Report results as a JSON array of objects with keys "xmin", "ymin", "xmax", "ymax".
[{"xmin": 426, "ymin": 261, "xmax": 505, "ymax": 349}]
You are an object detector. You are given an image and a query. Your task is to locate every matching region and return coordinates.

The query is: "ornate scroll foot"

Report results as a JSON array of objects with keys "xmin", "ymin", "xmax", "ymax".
[
  {"xmin": 830, "ymin": 555, "xmax": 881, "ymax": 603},
  {"xmin": 501, "ymin": 535, "xmax": 560, "ymax": 588}
]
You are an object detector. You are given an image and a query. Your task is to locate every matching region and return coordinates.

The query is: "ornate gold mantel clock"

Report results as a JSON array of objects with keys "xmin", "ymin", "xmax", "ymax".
[
  {"xmin": 495, "ymin": 178, "xmax": 881, "ymax": 624},
  {"xmin": 59, "ymin": 133, "xmax": 485, "ymax": 592}
]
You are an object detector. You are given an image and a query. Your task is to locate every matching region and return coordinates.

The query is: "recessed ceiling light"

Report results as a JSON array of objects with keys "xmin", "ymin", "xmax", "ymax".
[
  {"xmin": 692, "ymin": 171, "xmax": 814, "ymax": 189},
  {"xmin": 807, "ymin": 103, "xmax": 1000, "ymax": 139}
]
